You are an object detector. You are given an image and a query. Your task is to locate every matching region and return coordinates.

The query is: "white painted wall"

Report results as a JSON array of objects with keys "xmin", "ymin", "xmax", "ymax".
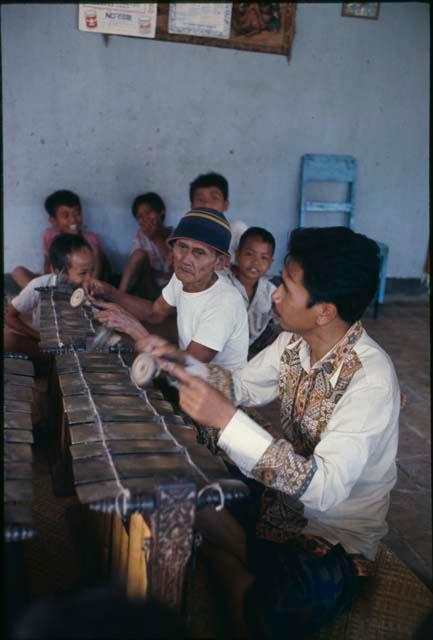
[{"xmin": 2, "ymin": 3, "xmax": 429, "ymax": 276}]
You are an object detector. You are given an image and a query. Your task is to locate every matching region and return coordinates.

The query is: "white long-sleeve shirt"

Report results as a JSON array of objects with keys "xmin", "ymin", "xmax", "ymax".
[{"xmin": 216, "ymin": 326, "xmax": 400, "ymax": 560}]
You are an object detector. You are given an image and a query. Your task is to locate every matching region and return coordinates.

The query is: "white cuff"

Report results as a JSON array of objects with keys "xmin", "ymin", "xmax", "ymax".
[{"xmin": 217, "ymin": 409, "xmax": 273, "ymax": 473}]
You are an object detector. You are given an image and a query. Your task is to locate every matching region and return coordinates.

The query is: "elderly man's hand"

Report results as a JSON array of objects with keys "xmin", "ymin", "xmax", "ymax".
[
  {"xmin": 159, "ymin": 360, "xmax": 236, "ymax": 430},
  {"xmin": 86, "ymin": 278, "xmax": 116, "ymax": 300},
  {"xmin": 94, "ymin": 300, "xmax": 148, "ymax": 341},
  {"xmin": 136, "ymin": 333, "xmax": 185, "ymax": 362}
]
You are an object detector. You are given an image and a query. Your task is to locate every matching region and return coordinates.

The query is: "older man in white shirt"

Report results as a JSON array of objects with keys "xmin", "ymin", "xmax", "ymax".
[
  {"xmin": 91, "ymin": 207, "xmax": 249, "ymax": 371},
  {"xmin": 156, "ymin": 226, "xmax": 400, "ymax": 639}
]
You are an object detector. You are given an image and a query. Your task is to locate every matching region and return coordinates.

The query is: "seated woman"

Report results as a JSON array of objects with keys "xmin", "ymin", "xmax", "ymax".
[{"xmin": 119, "ymin": 193, "xmax": 172, "ymax": 300}]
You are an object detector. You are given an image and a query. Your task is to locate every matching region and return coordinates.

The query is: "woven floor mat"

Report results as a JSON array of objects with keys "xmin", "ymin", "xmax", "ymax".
[{"xmin": 309, "ymin": 544, "xmax": 433, "ymax": 639}]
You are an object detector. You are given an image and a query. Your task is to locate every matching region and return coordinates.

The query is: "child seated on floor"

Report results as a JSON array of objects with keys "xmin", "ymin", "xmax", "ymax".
[
  {"xmin": 119, "ymin": 192, "xmax": 173, "ymax": 300},
  {"xmin": 5, "ymin": 234, "xmax": 95, "ymax": 364},
  {"xmin": 224, "ymin": 226, "xmax": 280, "ymax": 359},
  {"xmin": 12, "ymin": 190, "xmax": 107, "ymax": 289},
  {"xmin": 189, "ymin": 172, "xmax": 248, "ymax": 267}
]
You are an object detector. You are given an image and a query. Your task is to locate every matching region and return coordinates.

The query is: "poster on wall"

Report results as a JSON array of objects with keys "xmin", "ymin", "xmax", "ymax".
[
  {"xmin": 78, "ymin": 4, "xmax": 157, "ymax": 38},
  {"xmin": 156, "ymin": 4, "xmax": 297, "ymax": 59},
  {"xmin": 168, "ymin": 3, "xmax": 232, "ymax": 40}
]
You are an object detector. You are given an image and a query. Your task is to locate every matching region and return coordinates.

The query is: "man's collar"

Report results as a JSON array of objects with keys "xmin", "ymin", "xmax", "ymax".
[{"xmin": 298, "ymin": 321, "xmax": 364, "ymax": 386}]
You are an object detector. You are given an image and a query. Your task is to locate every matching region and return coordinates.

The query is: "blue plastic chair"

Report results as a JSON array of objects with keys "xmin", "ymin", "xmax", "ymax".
[{"xmin": 299, "ymin": 154, "xmax": 389, "ymax": 317}]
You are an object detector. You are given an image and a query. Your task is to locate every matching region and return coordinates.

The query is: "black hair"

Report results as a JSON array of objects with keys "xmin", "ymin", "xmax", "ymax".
[
  {"xmin": 189, "ymin": 172, "xmax": 229, "ymax": 204},
  {"xmin": 48, "ymin": 234, "xmax": 92, "ymax": 272},
  {"xmin": 287, "ymin": 226, "xmax": 380, "ymax": 323},
  {"xmin": 238, "ymin": 226, "xmax": 276, "ymax": 256},
  {"xmin": 44, "ymin": 190, "xmax": 81, "ymax": 218},
  {"xmin": 132, "ymin": 192, "xmax": 166, "ymax": 222},
  {"xmin": 12, "ymin": 587, "xmax": 188, "ymax": 639}
]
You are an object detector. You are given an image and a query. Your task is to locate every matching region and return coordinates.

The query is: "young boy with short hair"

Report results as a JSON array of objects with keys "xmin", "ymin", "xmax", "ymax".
[
  {"xmin": 225, "ymin": 226, "xmax": 280, "ymax": 358},
  {"xmin": 12, "ymin": 190, "xmax": 106, "ymax": 289},
  {"xmin": 189, "ymin": 172, "xmax": 247, "ymax": 266},
  {"xmin": 5, "ymin": 234, "xmax": 95, "ymax": 362}
]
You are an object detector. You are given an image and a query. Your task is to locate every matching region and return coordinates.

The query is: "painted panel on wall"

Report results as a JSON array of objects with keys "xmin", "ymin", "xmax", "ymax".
[{"xmin": 2, "ymin": 2, "xmax": 429, "ymax": 277}]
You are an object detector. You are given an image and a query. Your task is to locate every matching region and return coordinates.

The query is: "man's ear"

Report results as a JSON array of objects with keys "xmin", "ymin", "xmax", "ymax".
[
  {"xmin": 49, "ymin": 215, "xmax": 57, "ymax": 226},
  {"xmin": 315, "ymin": 302, "xmax": 338, "ymax": 326},
  {"xmin": 215, "ymin": 252, "xmax": 227, "ymax": 270},
  {"xmin": 222, "ymin": 199, "xmax": 229, "ymax": 213}
]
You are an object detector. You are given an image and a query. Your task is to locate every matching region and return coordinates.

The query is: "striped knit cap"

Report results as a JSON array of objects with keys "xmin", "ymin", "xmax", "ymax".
[{"xmin": 168, "ymin": 207, "xmax": 232, "ymax": 256}]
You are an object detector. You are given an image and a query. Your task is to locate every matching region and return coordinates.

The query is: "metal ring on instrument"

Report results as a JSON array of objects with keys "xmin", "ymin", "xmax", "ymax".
[{"xmin": 197, "ymin": 482, "xmax": 225, "ymax": 512}]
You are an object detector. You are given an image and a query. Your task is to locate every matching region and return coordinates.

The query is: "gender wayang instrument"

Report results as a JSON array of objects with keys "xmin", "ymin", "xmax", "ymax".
[
  {"xmin": 52, "ymin": 349, "xmax": 248, "ymax": 609},
  {"xmin": 4, "ymin": 354, "xmax": 36, "ymax": 543}
]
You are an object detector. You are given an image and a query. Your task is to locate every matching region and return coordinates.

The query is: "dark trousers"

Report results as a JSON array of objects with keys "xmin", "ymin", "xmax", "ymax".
[
  {"xmin": 245, "ymin": 538, "xmax": 360, "ymax": 639},
  {"xmin": 225, "ymin": 466, "xmax": 360, "ymax": 639}
]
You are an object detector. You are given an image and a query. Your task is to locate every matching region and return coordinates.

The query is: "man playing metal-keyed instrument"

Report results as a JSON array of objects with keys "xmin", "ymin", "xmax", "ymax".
[
  {"xmin": 88, "ymin": 208, "xmax": 248, "ymax": 372},
  {"xmin": 146, "ymin": 227, "xmax": 400, "ymax": 639}
]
